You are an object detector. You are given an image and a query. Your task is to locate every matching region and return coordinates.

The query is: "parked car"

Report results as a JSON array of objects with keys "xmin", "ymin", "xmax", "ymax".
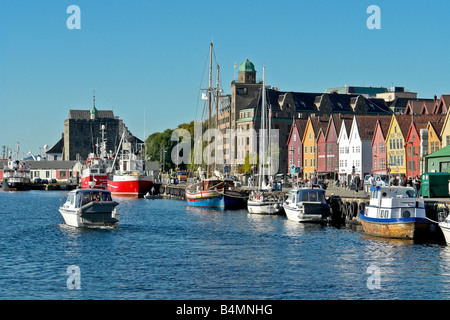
[
  {"xmin": 363, "ymin": 174, "xmax": 389, "ymax": 192},
  {"xmin": 41, "ymin": 179, "xmax": 48, "ymax": 184},
  {"xmin": 33, "ymin": 178, "xmax": 42, "ymax": 184},
  {"xmin": 50, "ymin": 179, "xmax": 57, "ymax": 183}
]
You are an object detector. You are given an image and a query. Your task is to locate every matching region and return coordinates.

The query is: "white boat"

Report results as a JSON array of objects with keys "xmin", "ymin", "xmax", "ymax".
[
  {"xmin": 2, "ymin": 143, "xmax": 31, "ymax": 191},
  {"xmin": 247, "ymin": 66, "xmax": 283, "ymax": 215},
  {"xmin": 283, "ymin": 188, "xmax": 332, "ymax": 222},
  {"xmin": 359, "ymin": 186, "xmax": 430, "ymax": 239},
  {"xmin": 59, "ymin": 188, "xmax": 119, "ymax": 228},
  {"xmin": 439, "ymin": 215, "xmax": 450, "ymax": 245}
]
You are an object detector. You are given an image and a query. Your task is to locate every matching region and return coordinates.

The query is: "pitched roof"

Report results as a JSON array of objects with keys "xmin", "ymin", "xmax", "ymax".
[
  {"xmin": 46, "ymin": 137, "xmax": 64, "ymax": 154},
  {"xmin": 426, "ymin": 144, "xmax": 450, "ymax": 158},
  {"xmin": 354, "ymin": 115, "xmax": 391, "ymax": 140}
]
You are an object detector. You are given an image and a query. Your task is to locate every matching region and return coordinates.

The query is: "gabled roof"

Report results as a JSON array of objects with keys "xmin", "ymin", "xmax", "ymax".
[
  {"xmin": 286, "ymin": 118, "xmax": 308, "ymax": 146},
  {"xmin": 404, "ymin": 99, "xmax": 435, "ymax": 115},
  {"xmin": 432, "ymin": 95, "xmax": 450, "ymax": 114},
  {"xmin": 354, "ymin": 115, "xmax": 391, "ymax": 141}
]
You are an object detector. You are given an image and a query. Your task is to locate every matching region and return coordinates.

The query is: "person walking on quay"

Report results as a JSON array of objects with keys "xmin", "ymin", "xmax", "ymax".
[
  {"xmin": 367, "ymin": 174, "xmax": 375, "ymax": 194},
  {"xmin": 414, "ymin": 175, "xmax": 421, "ymax": 195},
  {"xmin": 354, "ymin": 175, "xmax": 361, "ymax": 193}
]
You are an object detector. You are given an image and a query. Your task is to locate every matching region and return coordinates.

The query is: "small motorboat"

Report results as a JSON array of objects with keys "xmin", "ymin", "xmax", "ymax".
[
  {"xmin": 144, "ymin": 192, "xmax": 162, "ymax": 199},
  {"xmin": 359, "ymin": 186, "xmax": 430, "ymax": 239},
  {"xmin": 59, "ymin": 188, "xmax": 119, "ymax": 228},
  {"xmin": 283, "ymin": 188, "xmax": 332, "ymax": 222}
]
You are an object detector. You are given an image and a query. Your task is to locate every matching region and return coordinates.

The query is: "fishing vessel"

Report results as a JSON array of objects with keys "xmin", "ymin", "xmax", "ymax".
[
  {"xmin": 2, "ymin": 143, "xmax": 31, "ymax": 191},
  {"xmin": 283, "ymin": 188, "xmax": 332, "ymax": 222},
  {"xmin": 439, "ymin": 213, "xmax": 450, "ymax": 245},
  {"xmin": 247, "ymin": 66, "xmax": 283, "ymax": 215},
  {"xmin": 59, "ymin": 188, "xmax": 119, "ymax": 228},
  {"xmin": 80, "ymin": 125, "xmax": 113, "ymax": 190},
  {"xmin": 107, "ymin": 133, "xmax": 153, "ymax": 197},
  {"xmin": 359, "ymin": 186, "xmax": 430, "ymax": 239}
]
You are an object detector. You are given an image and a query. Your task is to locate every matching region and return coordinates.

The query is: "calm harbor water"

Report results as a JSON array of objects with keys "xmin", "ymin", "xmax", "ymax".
[{"xmin": 2, "ymin": 190, "xmax": 450, "ymax": 300}]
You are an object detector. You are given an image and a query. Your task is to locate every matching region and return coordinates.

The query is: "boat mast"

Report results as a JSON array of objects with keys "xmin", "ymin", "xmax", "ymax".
[
  {"xmin": 207, "ymin": 42, "xmax": 213, "ymax": 179},
  {"xmin": 215, "ymin": 64, "xmax": 220, "ymax": 172},
  {"xmin": 259, "ymin": 66, "xmax": 266, "ymax": 188}
]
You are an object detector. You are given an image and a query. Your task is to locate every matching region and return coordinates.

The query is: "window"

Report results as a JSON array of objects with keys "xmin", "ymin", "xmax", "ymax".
[
  {"xmin": 305, "ymin": 146, "xmax": 307, "ymax": 154},
  {"xmin": 305, "ymin": 159, "xmax": 308, "ymax": 167},
  {"xmin": 298, "ymin": 147, "xmax": 301, "ymax": 155},
  {"xmin": 374, "ymin": 160, "xmax": 377, "ymax": 170},
  {"xmin": 374, "ymin": 144, "xmax": 377, "ymax": 154},
  {"xmin": 380, "ymin": 143, "xmax": 385, "ymax": 153},
  {"xmin": 294, "ymin": 134, "xmax": 297, "ymax": 142}
]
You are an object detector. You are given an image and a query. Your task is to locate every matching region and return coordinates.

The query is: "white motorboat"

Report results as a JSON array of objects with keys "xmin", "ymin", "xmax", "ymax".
[
  {"xmin": 439, "ymin": 216, "xmax": 450, "ymax": 245},
  {"xmin": 359, "ymin": 186, "xmax": 430, "ymax": 239},
  {"xmin": 59, "ymin": 189, "xmax": 119, "ymax": 228},
  {"xmin": 283, "ymin": 188, "xmax": 332, "ymax": 222}
]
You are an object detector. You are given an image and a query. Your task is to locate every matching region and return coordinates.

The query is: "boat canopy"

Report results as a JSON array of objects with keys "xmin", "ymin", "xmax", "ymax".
[
  {"xmin": 68, "ymin": 189, "xmax": 113, "ymax": 207},
  {"xmin": 290, "ymin": 188, "xmax": 327, "ymax": 203}
]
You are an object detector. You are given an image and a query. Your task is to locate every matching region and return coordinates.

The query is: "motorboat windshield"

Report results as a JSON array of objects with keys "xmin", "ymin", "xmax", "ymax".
[{"xmin": 289, "ymin": 189, "xmax": 327, "ymax": 204}]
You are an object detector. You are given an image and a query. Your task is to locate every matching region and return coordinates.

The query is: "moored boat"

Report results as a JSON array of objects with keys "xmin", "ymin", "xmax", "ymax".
[
  {"xmin": 186, "ymin": 176, "xmax": 247, "ymax": 209},
  {"xmin": 80, "ymin": 125, "xmax": 113, "ymax": 190},
  {"xmin": 59, "ymin": 188, "xmax": 119, "ymax": 228},
  {"xmin": 246, "ymin": 66, "xmax": 283, "ymax": 215},
  {"xmin": 2, "ymin": 143, "xmax": 31, "ymax": 191},
  {"xmin": 283, "ymin": 188, "xmax": 332, "ymax": 222},
  {"xmin": 107, "ymin": 133, "xmax": 154, "ymax": 197},
  {"xmin": 359, "ymin": 186, "xmax": 430, "ymax": 239},
  {"xmin": 247, "ymin": 191, "xmax": 283, "ymax": 214}
]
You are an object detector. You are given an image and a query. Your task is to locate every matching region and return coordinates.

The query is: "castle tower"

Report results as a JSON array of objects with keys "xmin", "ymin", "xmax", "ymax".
[{"xmin": 238, "ymin": 58, "xmax": 256, "ymax": 84}]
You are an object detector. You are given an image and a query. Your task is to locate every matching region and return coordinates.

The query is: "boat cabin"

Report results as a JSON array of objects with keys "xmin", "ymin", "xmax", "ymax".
[
  {"xmin": 65, "ymin": 189, "xmax": 114, "ymax": 208},
  {"xmin": 367, "ymin": 186, "xmax": 423, "ymax": 219},
  {"xmin": 287, "ymin": 188, "xmax": 327, "ymax": 204}
]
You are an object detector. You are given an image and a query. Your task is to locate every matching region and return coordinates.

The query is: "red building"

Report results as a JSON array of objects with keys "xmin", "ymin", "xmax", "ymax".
[
  {"xmin": 286, "ymin": 118, "xmax": 308, "ymax": 176},
  {"xmin": 316, "ymin": 115, "xmax": 342, "ymax": 181},
  {"xmin": 371, "ymin": 116, "xmax": 392, "ymax": 175},
  {"xmin": 405, "ymin": 114, "xmax": 445, "ymax": 178}
]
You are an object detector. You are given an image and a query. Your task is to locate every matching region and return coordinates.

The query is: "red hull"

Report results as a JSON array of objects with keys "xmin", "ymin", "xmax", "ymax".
[
  {"xmin": 80, "ymin": 174, "xmax": 108, "ymax": 190},
  {"xmin": 107, "ymin": 175, "xmax": 154, "ymax": 197}
]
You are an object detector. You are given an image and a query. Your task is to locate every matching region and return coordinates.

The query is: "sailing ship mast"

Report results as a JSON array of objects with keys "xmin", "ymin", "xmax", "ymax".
[
  {"xmin": 259, "ymin": 66, "xmax": 266, "ymax": 188},
  {"xmin": 207, "ymin": 42, "xmax": 213, "ymax": 179},
  {"xmin": 215, "ymin": 64, "xmax": 220, "ymax": 172}
]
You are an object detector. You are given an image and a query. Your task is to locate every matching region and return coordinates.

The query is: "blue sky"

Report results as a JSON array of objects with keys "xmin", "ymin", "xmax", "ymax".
[{"xmin": 1, "ymin": 0, "xmax": 450, "ymax": 157}]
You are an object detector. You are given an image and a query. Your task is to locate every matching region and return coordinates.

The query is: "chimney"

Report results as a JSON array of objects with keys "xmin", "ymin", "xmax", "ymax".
[{"xmin": 434, "ymin": 95, "xmax": 437, "ymax": 102}]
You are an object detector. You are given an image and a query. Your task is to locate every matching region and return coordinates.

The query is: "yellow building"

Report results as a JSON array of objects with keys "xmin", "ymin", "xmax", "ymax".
[
  {"xmin": 428, "ymin": 121, "xmax": 444, "ymax": 155},
  {"xmin": 385, "ymin": 115, "xmax": 410, "ymax": 175},
  {"xmin": 301, "ymin": 116, "xmax": 329, "ymax": 180}
]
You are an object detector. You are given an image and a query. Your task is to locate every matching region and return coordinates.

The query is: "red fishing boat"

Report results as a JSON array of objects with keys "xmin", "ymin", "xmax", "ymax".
[
  {"xmin": 80, "ymin": 125, "xmax": 113, "ymax": 190},
  {"xmin": 107, "ymin": 134, "xmax": 153, "ymax": 197}
]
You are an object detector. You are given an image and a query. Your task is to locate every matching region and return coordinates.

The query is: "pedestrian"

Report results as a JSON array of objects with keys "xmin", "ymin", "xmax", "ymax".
[
  {"xmin": 414, "ymin": 175, "xmax": 421, "ymax": 195},
  {"xmin": 354, "ymin": 175, "xmax": 361, "ymax": 193}
]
